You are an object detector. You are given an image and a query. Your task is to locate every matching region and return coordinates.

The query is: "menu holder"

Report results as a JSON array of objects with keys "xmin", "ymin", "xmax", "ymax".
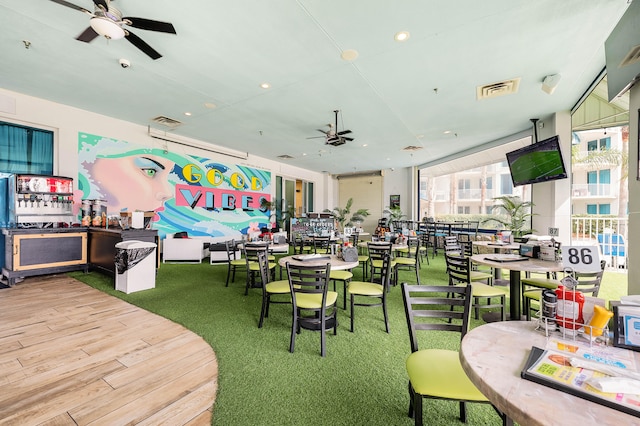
[
  {"xmin": 484, "ymin": 254, "xmax": 529, "ymax": 262},
  {"xmin": 521, "ymin": 346, "xmax": 640, "ymax": 418},
  {"xmin": 292, "ymin": 254, "xmax": 331, "ymax": 261}
]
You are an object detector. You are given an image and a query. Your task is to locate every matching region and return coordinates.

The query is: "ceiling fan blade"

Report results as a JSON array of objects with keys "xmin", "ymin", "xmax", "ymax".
[
  {"xmin": 306, "ymin": 136, "xmax": 326, "ymax": 140},
  {"xmin": 125, "ymin": 30, "xmax": 162, "ymax": 59},
  {"xmin": 92, "ymin": 0, "xmax": 108, "ymax": 10},
  {"xmin": 337, "ymin": 130, "xmax": 352, "ymax": 135},
  {"xmin": 316, "ymin": 129, "xmax": 329, "ymax": 135},
  {"xmin": 124, "ymin": 17, "xmax": 177, "ymax": 34},
  {"xmin": 343, "ymin": 137, "xmax": 354, "ymax": 141},
  {"xmin": 76, "ymin": 26, "xmax": 99, "ymax": 42},
  {"xmin": 50, "ymin": 0, "xmax": 93, "ymax": 14}
]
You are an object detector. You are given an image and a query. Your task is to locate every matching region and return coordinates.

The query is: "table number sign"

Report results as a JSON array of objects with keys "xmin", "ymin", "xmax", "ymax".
[{"xmin": 561, "ymin": 246, "xmax": 601, "ymax": 273}]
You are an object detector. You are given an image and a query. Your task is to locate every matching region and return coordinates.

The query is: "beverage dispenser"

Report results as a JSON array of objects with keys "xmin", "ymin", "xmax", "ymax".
[{"xmin": 3, "ymin": 174, "xmax": 75, "ymax": 227}]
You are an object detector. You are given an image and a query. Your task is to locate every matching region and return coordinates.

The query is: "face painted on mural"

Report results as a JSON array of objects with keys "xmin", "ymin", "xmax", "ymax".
[{"xmin": 89, "ymin": 155, "xmax": 174, "ymax": 213}]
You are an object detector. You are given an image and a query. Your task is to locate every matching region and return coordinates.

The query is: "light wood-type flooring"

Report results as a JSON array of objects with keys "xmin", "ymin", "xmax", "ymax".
[{"xmin": 0, "ymin": 274, "xmax": 218, "ymax": 425}]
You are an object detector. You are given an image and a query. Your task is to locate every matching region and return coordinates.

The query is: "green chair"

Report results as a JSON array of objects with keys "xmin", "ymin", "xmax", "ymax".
[
  {"xmin": 523, "ymin": 260, "xmax": 606, "ymax": 320},
  {"xmin": 445, "ymin": 253, "xmax": 506, "ymax": 321},
  {"xmin": 330, "ymin": 269, "xmax": 353, "ymax": 309},
  {"xmin": 244, "ymin": 245, "xmax": 277, "ymax": 295},
  {"xmin": 348, "ymin": 252, "xmax": 393, "ymax": 333},
  {"xmin": 286, "ymin": 261, "xmax": 337, "ymax": 357},
  {"xmin": 256, "ymin": 249, "xmax": 291, "ymax": 328},
  {"xmin": 394, "ymin": 236, "xmax": 421, "ymax": 285},
  {"xmin": 367, "ymin": 241, "xmax": 395, "ymax": 284},
  {"xmin": 402, "ymin": 283, "xmax": 506, "ymax": 425},
  {"xmin": 350, "ymin": 232, "xmax": 370, "ymax": 280},
  {"xmin": 224, "ymin": 239, "xmax": 245, "ymax": 287}
]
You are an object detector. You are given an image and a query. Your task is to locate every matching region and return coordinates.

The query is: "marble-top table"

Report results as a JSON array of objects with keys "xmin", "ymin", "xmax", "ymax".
[
  {"xmin": 278, "ymin": 254, "xmax": 358, "ymax": 271},
  {"xmin": 460, "ymin": 321, "xmax": 640, "ymax": 426}
]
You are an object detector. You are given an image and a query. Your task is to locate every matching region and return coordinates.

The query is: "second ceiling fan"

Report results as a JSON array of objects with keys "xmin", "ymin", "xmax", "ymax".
[{"xmin": 308, "ymin": 110, "xmax": 354, "ymax": 146}]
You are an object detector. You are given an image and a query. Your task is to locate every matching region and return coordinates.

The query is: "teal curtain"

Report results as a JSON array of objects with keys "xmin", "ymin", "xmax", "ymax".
[
  {"xmin": 0, "ymin": 124, "xmax": 28, "ymax": 172},
  {"xmin": 0, "ymin": 122, "xmax": 53, "ymax": 174},
  {"xmin": 31, "ymin": 130, "xmax": 54, "ymax": 174}
]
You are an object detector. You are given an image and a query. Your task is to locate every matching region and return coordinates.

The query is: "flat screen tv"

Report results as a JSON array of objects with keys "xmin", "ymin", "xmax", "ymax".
[{"xmin": 506, "ymin": 135, "xmax": 568, "ymax": 187}]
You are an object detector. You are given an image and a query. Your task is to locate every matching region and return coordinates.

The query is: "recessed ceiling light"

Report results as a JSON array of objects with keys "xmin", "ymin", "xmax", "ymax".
[
  {"xmin": 361, "ymin": 144, "xmax": 368, "ymax": 147},
  {"xmin": 204, "ymin": 102, "xmax": 216, "ymax": 109},
  {"xmin": 184, "ymin": 112, "xmax": 192, "ymax": 116},
  {"xmin": 416, "ymin": 134, "xmax": 424, "ymax": 139},
  {"xmin": 302, "ymin": 153, "xmax": 307, "ymax": 156},
  {"xmin": 340, "ymin": 49, "xmax": 359, "ymax": 61},
  {"xmin": 260, "ymin": 83, "xmax": 271, "ymax": 89},
  {"xmin": 394, "ymin": 31, "xmax": 410, "ymax": 42},
  {"xmin": 443, "ymin": 130, "xmax": 451, "ymax": 134}
]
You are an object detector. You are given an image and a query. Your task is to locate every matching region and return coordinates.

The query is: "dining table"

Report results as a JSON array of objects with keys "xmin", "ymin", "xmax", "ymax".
[
  {"xmin": 460, "ymin": 321, "xmax": 640, "ymax": 426},
  {"xmin": 470, "ymin": 253, "xmax": 562, "ymax": 320},
  {"xmin": 278, "ymin": 254, "xmax": 358, "ymax": 271},
  {"xmin": 472, "ymin": 240, "xmax": 522, "ymax": 281}
]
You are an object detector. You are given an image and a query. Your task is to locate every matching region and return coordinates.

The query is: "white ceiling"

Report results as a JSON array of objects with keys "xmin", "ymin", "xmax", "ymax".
[{"xmin": 0, "ymin": 0, "xmax": 631, "ymax": 174}]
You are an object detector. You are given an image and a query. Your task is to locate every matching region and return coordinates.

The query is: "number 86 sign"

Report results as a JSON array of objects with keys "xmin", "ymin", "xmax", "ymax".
[{"xmin": 561, "ymin": 246, "xmax": 601, "ymax": 273}]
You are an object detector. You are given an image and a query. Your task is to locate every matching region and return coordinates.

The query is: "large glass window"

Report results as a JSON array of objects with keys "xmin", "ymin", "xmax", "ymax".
[
  {"xmin": 0, "ymin": 122, "xmax": 53, "ymax": 174},
  {"xmin": 598, "ymin": 204, "xmax": 611, "ymax": 214}
]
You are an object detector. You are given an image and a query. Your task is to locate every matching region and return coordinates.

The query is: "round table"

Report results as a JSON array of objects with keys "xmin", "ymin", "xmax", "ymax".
[
  {"xmin": 278, "ymin": 254, "xmax": 358, "ymax": 270},
  {"xmin": 460, "ymin": 321, "xmax": 640, "ymax": 425},
  {"xmin": 472, "ymin": 240, "xmax": 522, "ymax": 281},
  {"xmin": 471, "ymin": 254, "xmax": 562, "ymax": 320}
]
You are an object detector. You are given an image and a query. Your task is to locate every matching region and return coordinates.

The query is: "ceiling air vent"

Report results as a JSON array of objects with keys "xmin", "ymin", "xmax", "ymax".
[
  {"xmin": 277, "ymin": 154, "xmax": 294, "ymax": 159},
  {"xmin": 151, "ymin": 115, "xmax": 183, "ymax": 129},
  {"xmin": 620, "ymin": 44, "xmax": 640, "ymax": 68},
  {"xmin": 477, "ymin": 78, "xmax": 520, "ymax": 100},
  {"xmin": 403, "ymin": 145, "xmax": 423, "ymax": 151}
]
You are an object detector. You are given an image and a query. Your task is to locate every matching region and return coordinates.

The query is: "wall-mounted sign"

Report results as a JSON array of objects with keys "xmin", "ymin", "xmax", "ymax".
[{"xmin": 390, "ymin": 194, "xmax": 400, "ymax": 208}]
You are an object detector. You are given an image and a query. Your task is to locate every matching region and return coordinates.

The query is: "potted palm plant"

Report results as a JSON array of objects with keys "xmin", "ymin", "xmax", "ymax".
[
  {"xmin": 484, "ymin": 195, "xmax": 536, "ymax": 238},
  {"xmin": 324, "ymin": 198, "xmax": 370, "ymax": 233}
]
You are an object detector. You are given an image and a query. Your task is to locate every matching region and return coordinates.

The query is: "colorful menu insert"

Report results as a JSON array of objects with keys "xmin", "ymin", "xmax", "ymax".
[{"xmin": 522, "ymin": 346, "xmax": 640, "ymax": 417}]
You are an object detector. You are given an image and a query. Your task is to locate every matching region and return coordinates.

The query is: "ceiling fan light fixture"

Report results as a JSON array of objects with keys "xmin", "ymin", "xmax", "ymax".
[{"xmin": 90, "ymin": 17, "xmax": 125, "ymax": 40}]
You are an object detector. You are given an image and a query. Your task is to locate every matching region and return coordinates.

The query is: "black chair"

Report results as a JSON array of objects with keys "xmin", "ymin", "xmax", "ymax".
[
  {"xmin": 523, "ymin": 260, "xmax": 606, "ymax": 320},
  {"xmin": 348, "ymin": 252, "xmax": 393, "ymax": 333},
  {"xmin": 367, "ymin": 242, "xmax": 394, "ymax": 284},
  {"xmin": 243, "ymin": 245, "xmax": 276, "ymax": 295},
  {"xmin": 350, "ymin": 232, "xmax": 369, "ymax": 280},
  {"xmin": 286, "ymin": 262, "xmax": 337, "ymax": 357},
  {"xmin": 445, "ymin": 253, "xmax": 506, "ymax": 321},
  {"xmin": 312, "ymin": 236, "xmax": 332, "ymax": 254},
  {"xmin": 394, "ymin": 236, "xmax": 421, "ymax": 285},
  {"xmin": 224, "ymin": 240, "xmax": 245, "ymax": 287},
  {"xmin": 256, "ymin": 250, "xmax": 291, "ymax": 328},
  {"xmin": 402, "ymin": 283, "xmax": 507, "ymax": 425}
]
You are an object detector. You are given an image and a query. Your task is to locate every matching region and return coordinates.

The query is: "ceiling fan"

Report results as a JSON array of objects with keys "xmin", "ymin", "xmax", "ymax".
[
  {"xmin": 307, "ymin": 110, "xmax": 354, "ymax": 146},
  {"xmin": 50, "ymin": 0, "xmax": 176, "ymax": 60}
]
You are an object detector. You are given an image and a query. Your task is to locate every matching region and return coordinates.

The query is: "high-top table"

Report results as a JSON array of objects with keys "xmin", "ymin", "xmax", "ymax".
[
  {"xmin": 472, "ymin": 240, "xmax": 521, "ymax": 282},
  {"xmin": 470, "ymin": 254, "xmax": 562, "ymax": 320},
  {"xmin": 460, "ymin": 321, "xmax": 640, "ymax": 425}
]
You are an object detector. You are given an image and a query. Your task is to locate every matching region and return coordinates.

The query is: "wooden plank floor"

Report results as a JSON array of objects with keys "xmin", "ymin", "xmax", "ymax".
[{"xmin": 0, "ymin": 275, "xmax": 218, "ymax": 425}]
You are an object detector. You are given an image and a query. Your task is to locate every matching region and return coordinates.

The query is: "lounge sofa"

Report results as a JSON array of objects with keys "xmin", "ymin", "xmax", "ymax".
[{"xmin": 162, "ymin": 232, "xmax": 211, "ymax": 263}]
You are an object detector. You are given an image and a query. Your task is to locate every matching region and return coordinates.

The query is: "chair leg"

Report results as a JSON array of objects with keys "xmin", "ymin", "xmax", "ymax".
[
  {"xmin": 414, "ymin": 393, "xmax": 423, "ymax": 426},
  {"xmin": 289, "ymin": 313, "xmax": 297, "ymax": 353},
  {"xmin": 459, "ymin": 401, "xmax": 467, "ymax": 423},
  {"xmin": 524, "ymin": 296, "xmax": 531, "ymax": 321},
  {"xmin": 320, "ymin": 316, "xmax": 326, "ymax": 357},
  {"xmin": 407, "ymin": 382, "xmax": 414, "ymax": 419},
  {"xmin": 383, "ymin": 298, "xmax": 389, "ymax": 333},
  {"xmin": 258, "ymin": 296, "xmax": 268, "ymax": 328},
  {"xmin": 225, "ymin": 265, "xmax": 231, "ymax": 287},
  {"xmin": 343, "ymin": 280, "xmax": 349, "ymax": 310},
  {"xmin": 350, "ymin": 294, "xmax": 355, "ymax": 332}
]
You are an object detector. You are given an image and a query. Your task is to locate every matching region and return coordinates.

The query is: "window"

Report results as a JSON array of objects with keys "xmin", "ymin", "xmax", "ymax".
[
  {"xmin": 486, "ymin": 176, "xmax": 493, "ymax": 189},
  {"xmin": 587, "ymin": 140, "xmax": 598, "ymax": 151},
  {"xmin": 500, "ymin": 174, "xmax": 513, "ymax": 195},
  {"xmin": 457, "ymin": 206, "xmax": 470, "ymax": 214},
  {"xmin": 458, "ymin": 178, "xmax": 470, "ymax": 190},
  {"xmin": 0, "ymin": 122, "xmax": 53, "ymax": 174},
  {"xmin": 598, "ymin": 204, "xmax": 610, "ymax": 214},
  {"xmin": 599, "ymin": 137, "xmax": 611, "ymax": 150},
  {"xmin": 587, "ymin": 204, "xmax": 597, "ymax": 214}
]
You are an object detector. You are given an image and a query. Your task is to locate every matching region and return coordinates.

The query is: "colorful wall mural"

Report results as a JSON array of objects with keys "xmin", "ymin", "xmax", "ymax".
[{"xmin": 76, "ymin": 132, "xmax": 271, "ymax": 238}]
